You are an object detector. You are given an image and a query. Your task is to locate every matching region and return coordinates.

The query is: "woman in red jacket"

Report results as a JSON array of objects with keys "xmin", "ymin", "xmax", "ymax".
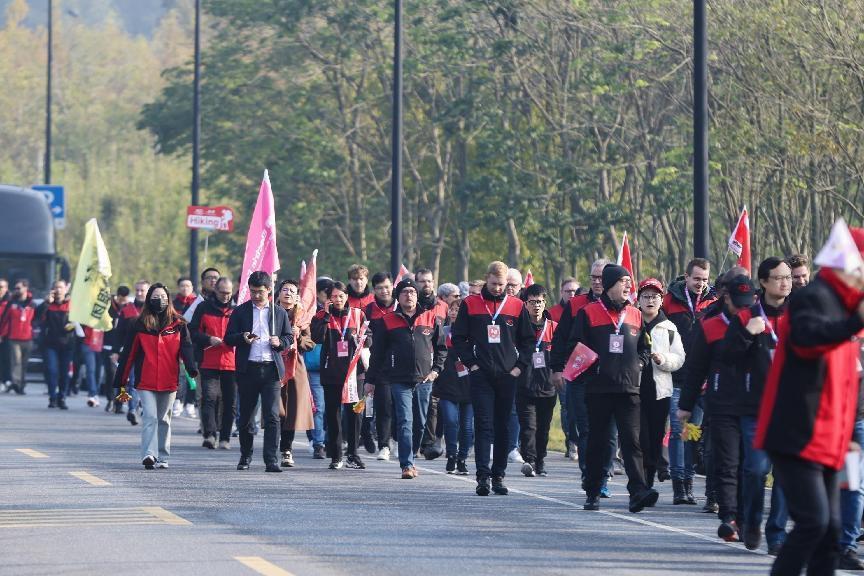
[{"xmin": 115, "ymin": 283, "xmax": 198, "ymax": 470}]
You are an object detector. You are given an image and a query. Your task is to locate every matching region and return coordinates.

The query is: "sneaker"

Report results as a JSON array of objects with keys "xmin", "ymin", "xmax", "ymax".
[
  {"xmin": 376, "ymin": 446, "xmax": 391, "ymax": 461},
  {"xmin": 767, "ymin": 544, "xmax": 782, "ymax": 557},
  {"xmin": 171, "ymin": 399, "xmax": 183, "ymax": 417},
  {"xmin": 508, "ymin": 448, "xmax": 524, "ymax": 464},
  {"xmin": 491, "ymin": 476, "xmax": 509, "ymax": 495},
  {"xmin": 743, "ymin": 524, "xmax": 762, "ymax": 551},
  {"xmin": 536, "ymin": 460, "xmax": 547, "ymax": 477},
  {"xmin": 600, "ymin": 486, "xmax": 611, "ymax": 498},
  {"xmin": 446, "ymin": 455, "xmax": 457, "ymax": 474},
  {"xmin": 329, "ymin": 459, "xmax": 344, "ymax": 470},
  {"xmin": 313, "ymin": 445, "xmax": 326, "ymax": 460},
  {"xmin": 584, "ymin": 494, "xmax": 600, "ymax": 511},
  {"xmin": 401, "ymin": 466, "xmax": 417, "ymax": 479},
  {"xmin": 0, "ymin": 382, "xmax": 7, "ymax": 393},
  {"xmin": 702, "ymin": 497, "xmax": 719, "ymax": 514},
  {"xmin": 218, "ymin": 440, "xmax": 230, "ymax": 450},
  {"xmin": 521, "ymin": 462, "xmax": 536, "ymax": 477},
  {"xmin": 718, "ymin": 520, "xmax": 740, "ymax": 542},
  {"xmin": 613, "ymin": 458, "xmax": 625, "ymax": 475},
  {"xmin": 237, "ymin": 457, "xmax": 251, "ymax": 470},
  {"xmin": 202, "ymin": 436, "xmax": 216, "ymax": 450},
  {"xmin": 567, "ymin": 441, "xmax": 578, "ymax": 461},
  {"xmin": 839, "ymin": 549, "xmax": 864, "ymax": 570},
  {"xmin": 363, "ymin": 432, "xmax": 377, "ymax": 455},
  {"xmin": 87, "ymin": 396, "xmax": 100, "ymax": 407},
  {"xmin": 127, "ymin": 411, "xmax": 139, "ymax": 426},
  {"xmin": 183, "ymin": 404, "xmax": 197, "ymax": 419},
  {"xmin": 142, "ymin": 456, "xmax": 156, "ymax": 470},
  {"xmin": 476, "ymin": 476, "xmax": 491, "ymax": 496},
  {"xmin": 281, "ymin": 450, "xmax": 295, "ymax": 468},
  {"xmin": 155, "ymin": 460, "xmax": 169, "ymax": 469},
  {"xmin": 345, "ymin": 455, "xmax": 366, "ymax": 469},
  {"xmin": 57, "ymin": 398, "xmax": 68, "ymax": 410},
  {"xmin": 456, "ymin": 459, "xmax": 469, "ymax": 475}
]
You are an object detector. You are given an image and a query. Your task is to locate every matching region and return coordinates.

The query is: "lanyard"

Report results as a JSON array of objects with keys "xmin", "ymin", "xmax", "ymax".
[
  {"xmin": 757, "ymin": 304, "xmax": 778, "ymax": 344},
  {"xmin": 484, "ymin": 295, "xmax": 509, "ymax": 325},
  {"xmin": 719, "ymin": 312, "xmax": 730, "ymax": 326},
  {"xmin": 534, "ymin": 320, "xmax": 548, "ymax": 352},
  {"xmin": 684, "ymin": 289, "xmax": 701, "ymax": 315},
  {"xmin": 599, "ymin": 300, "xmax": 627, "ymax": 335},
  {"xmin": 336, "ymin": 311, "xmax": 350, "ymax": 340}
]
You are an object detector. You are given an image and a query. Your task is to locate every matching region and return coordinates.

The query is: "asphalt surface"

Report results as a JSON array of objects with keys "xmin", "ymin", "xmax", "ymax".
[{"xmin": 0, "ymin": 383, "xmax": 786, "ymax": 576}]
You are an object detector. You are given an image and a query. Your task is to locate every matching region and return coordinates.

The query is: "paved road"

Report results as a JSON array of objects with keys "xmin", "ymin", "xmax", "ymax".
[{"xmin": 0, "ymin": 385, "xmax": 785, "ymax": 576}]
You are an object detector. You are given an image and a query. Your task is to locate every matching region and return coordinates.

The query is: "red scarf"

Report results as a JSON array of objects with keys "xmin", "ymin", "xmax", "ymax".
[{"xmin": 819, "ymin": 268, "xmax": 864, "ymax": 312}]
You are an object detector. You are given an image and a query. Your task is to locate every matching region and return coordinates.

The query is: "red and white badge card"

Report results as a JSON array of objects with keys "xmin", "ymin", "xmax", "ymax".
[
  {"xmin": 562, "ymin": 342, "xmax": 599, "ymax": 381},
  {"xmin": 336, "ymin": 340, "xmax": 350, "ymax": 357},
  {"xmin": 487, "ymin": 324, "xmax": 501, "ymax": 344}
]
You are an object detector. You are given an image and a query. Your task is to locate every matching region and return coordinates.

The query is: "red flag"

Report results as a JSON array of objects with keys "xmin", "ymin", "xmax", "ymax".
[
  {"xmin": 398, "ymin": 264, "xmax": 411, "ymax": 282},
  {"xmin": 524, "ymin": 269, "xmax": 534, "ymax": 288},
  {"xmin": 617, "ymin": 232, "xmax": 636, "ymax": 301},
  {"xmin": 237, "ymin": 170, "xmax": 280, "ymax": 303},
  {"xmin": 297, "ymin": 249, "xmax": 318, "ymax": 328},
  {"xmin": 728, "ymin": 207, "xmax": 751, "ymax": 274}
]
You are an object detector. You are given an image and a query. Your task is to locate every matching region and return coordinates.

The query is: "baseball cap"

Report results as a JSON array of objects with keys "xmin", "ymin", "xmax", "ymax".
[
  {"xmin": 637, "ymin": 278, "xmax": 664, "ymax": 296},
  {"xmin": 726, "ymin": 274, "xmax": 756, "ymax": 308}
]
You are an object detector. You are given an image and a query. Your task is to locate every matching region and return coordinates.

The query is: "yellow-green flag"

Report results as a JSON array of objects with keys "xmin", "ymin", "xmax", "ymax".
[{"xmin": 69, "ymin": 218, "xmax": 113, "ymax": 330}]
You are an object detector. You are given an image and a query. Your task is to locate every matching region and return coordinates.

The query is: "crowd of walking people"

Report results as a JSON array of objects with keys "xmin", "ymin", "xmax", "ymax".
[{"xmin": 1, "ymin": 229, "xmax": 863, "ymax": 575}]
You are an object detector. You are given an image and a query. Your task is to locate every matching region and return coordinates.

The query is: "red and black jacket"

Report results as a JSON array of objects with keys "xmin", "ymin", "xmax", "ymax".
[
  {"xmin": 347, "ymin": 285, "xmax": 374, "ymax": 310},
  {"xmin": 364, "ymin": 298, "xmax": 395, "ymax": 332},
  {"xmin": 172, "ymin": 293, "xmax": 197, "ymax": 314},
  {"xmin": 0, "ymin": 295, "xmax": 37, "ymax": 341},
  {"xmin": 366, "ymin": 307, "xmax": 446, "ymax": 386},
  {"xmin": 113, "ymin": 317, "xmax": 198, "ymax": 393},
  {"xmin": 433, "ymin": 299, "xmax": 449, "ymax": 322},
  {"xmin": 566, "ymin": 295, "xmax": 650, "ymax": 395},
  {"xmin": 450, "ymin": 287, "xmax": 534, "ymax": 376},
  {"xmin": 115, "ymin": 301, "xmax": 143, "ymax": 353},
  {"xmin": 38, "ymin": 298, "xmax": 72, "ymax": 349},
  {"xmin": 102, "ymin": 298, "xmax": 131, "ymax": 352},
  {"xmin": 550, "ymin": 292, "xmax": 598, "ymax": 372},
  {"xmin": 310, "ymin": 306, "xmax": 367, "ymax": 385},
  {"xmin": 188, "ymin": 298, "xmax": 236, "ymax": 371},
  {"xmin": 678, "ymin": 312, "xmax": 737, "ymax": 415},
  {"xmin": 662, "ymin": 280, "xmax": 716, "ymax": 388},
  {"xmin": 517, "ymin": 319, "xmax": 557, "ymax": 398},
  {"xmin": 548, "ymin": 301, "xmax": 566, "ymax": 324},
  {"xmin": 722, "ymin": 297, "xmax": 788, "ymax": 417},
  {"xmin": 755, "ymin": 270, "xmax": 864, "ymax": 470},
  {"xmin": 433, "ymin": 326, "xmax": 471, "ymax": 404}
]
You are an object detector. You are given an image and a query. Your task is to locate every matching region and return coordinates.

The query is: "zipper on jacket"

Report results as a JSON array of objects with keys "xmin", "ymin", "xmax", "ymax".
[
  {"xmin": 745, "ymin": 373, "xmax": 751, "ymax": 393},
  {"xmin": 713, "ymin": 373, "xmax": 719, "ymax": 393}
]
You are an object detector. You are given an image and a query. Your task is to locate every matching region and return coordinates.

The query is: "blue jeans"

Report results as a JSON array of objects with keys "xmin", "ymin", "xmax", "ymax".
[
  {"xmin": 45, "ymin": 345, "xmax": 73, "ymax": 400},
  {"xmin": 440, "ymin": 399, "xmax": 474, "ymax": 460},
  {"xmin": 669, "ymin": 387, "xmax": 702, "ymax": 481},
  {"xmin": 508, "ymin": 401, "xmax": 520, "ymax": 452},
  {"xmin": 567, "ymin": 380, "xmax": 612, "ymax": 485},
  {"xmin": 840, "ymin": 419, "xmax": 864, "ymax": 551},
  {"xmin": 412, "ymin": 381, "xmax": 432, "ymax": 453},
  {"xmin": 80, "ymin": 343, "xmax": 102, "ymax": 398},
  {"xmin": 740, "ymin": 415, "xmax": 788, "ymax": 548},
  {"xmin": 391, "ymin": 383, "xmax": 415, "ymax": 468},
  {"xmin": 305, "ymin": 371, "xmax": 325, "ymax": 447}
]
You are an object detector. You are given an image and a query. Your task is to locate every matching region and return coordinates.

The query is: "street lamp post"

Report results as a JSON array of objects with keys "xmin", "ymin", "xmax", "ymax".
[
  {"xmin": 390, "ymin": 0, "xmax": 403, "ymax": 280},
  {"xmin": 693, "ymin": 0, "xmax": 709, "ymax": 259},
  {"xmin": 44, "ymin": 0, "xmax": 53, "ymax": 185},
  {"xmin": 190, "ymin": 0, "xmax": 202, "ymax": 287}
]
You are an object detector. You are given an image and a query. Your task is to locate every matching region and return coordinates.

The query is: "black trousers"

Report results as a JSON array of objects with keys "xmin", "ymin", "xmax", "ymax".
[
  {"xmin": 420, "ymin": 395, "xmax": 442, "ymax": 451},
  {"xmin": 709, "ymin": 413, "xmax": 741, "ymax": 522},
  {"xmin": 323, "ymin": 383, "xmax": 360, "ymax": 461},
  {"xmin": 101, "ymin": 350, "xmax": 117, "ymax": 401},
  {"xmin": 585, "ymin": 392, "xmax": 647, "ymax": 497},
  {"xmin": 769, "ymin": 452, "xmax": 840, "ymax": 576},
  {"xmin": 0, "ymin": 338, "xmax": 10, "ymax": 382},
  {"xmin": 237, "ymin": 362, "xmax": 280, "ymax": 465},
  {"xmin": 639, "ymin": 394, "xmax": 670, "ymax": 483},
  {"xmin": 516, "ymin": 394, "xmax": 556, "ymax": 465},
  {"xmin": 280, "ymin": 429, "xmax": 295, "ymax": 452},
  {"xmin": 470, "ymin": 369, "xmax": 516, "ymax": 479},
  {"xmin": 373, "ymin": 382, "xmax": 393, "ymax": 449},
  {"xmin": 201, "ymin": 369, "xmax": 236, "ymax": 442}
]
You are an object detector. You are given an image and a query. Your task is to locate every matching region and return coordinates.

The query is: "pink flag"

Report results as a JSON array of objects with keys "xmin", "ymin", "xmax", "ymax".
[
  {"xmin": 728, "ymin": 207, "xmax": 751, "ymax": 275},
  {"xmin": 297, "ymin": 249, "xmax": 318, "ymax": 328},
  {"xmin": 398, "ymin": 264, "xmax": 411, "ymax": 282},
  {"xmin": 237, "ymin": 170, "xmax": 280, "ymax": 304},
  {"xmin": 524, "ymin": 269, "xmax": 534, "ymax": 287}
]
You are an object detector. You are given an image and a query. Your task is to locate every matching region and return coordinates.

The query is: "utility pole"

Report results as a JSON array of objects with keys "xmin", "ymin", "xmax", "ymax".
[
  {"xmin": 693, "ymin": 0, "xmax": 709, "ymax": 259},
  {"xmin": 44, "ymin": 0, "xmax": 53, "ymax": 184},
  {"xmin": 390, "ymin": 0, "xmax": 403, "ymax": 279},
  {"xmin": 190, "ymin": 0, "xmax": 202, "ymax": 287}
]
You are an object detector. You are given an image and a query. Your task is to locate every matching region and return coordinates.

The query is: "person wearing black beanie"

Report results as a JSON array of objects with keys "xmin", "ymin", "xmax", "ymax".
[{"xmin": 602, "ymin": 264, "xmax": 630, "ymax": 293}]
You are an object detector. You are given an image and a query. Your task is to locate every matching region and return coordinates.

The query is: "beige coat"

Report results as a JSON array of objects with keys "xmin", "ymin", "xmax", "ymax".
[{"xmin": 280, "ymin": 313, "xmax": 315, "ymax": 432}]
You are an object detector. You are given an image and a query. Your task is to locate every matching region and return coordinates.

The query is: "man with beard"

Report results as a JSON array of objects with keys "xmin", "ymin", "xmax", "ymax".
[{"xmin": 786, "ymin": 254, "xmax": 811, "ymax": 292}]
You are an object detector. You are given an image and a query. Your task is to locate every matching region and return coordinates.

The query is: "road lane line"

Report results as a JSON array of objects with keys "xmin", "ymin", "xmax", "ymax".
[
  {"xmin": 15, "ymin": 448, "xmax": 48, "ymax": 458},
  {"xmin": 140, "ymin": 506, "xmax": 192, "ymax": 525},
  {"xmin": 234, "ymin": 556, "xmax": 295, "ymax": 576},
  {"xmin": 68, "ymin": 471, "xmax": 111, "ymax": 486}
]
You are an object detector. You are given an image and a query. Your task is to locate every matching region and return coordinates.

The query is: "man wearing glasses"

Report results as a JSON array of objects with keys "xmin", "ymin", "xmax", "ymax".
[{"xmin": 548, "ymin": 277, "xmax": 580, "ymax": 323}]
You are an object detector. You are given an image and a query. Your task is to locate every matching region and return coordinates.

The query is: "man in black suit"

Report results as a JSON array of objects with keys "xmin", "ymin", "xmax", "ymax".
[{"xmin": 225, "ymin": 271, "xmax": 293, "ymax": 472}]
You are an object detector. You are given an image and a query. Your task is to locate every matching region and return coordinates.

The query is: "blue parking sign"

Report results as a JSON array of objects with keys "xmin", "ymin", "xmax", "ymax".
[{"xmin": 32, "ymin": 185, "xmax": 65, "ymax": 229}]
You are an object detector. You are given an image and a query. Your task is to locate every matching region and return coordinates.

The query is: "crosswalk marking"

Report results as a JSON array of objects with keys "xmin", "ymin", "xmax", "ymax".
[
  {"xmin": 68, "ymin": 471, "xmax": 111, "ymax": 486},
  {"xmin": 234, "ymin": 556, "xmax": 295, "ymax": 576},
  {"xmin": 15, "ymin": 448, "xmax": 48, "ymax": 458},
  {"xmin": 0, "ymin": 507, "xmax": 191, "ymax": 529}
]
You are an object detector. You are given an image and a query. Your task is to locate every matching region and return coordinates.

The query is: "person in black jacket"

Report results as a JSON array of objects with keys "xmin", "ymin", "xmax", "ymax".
[
  {"xmin": 224, "ymin": 271, "xmax": 293, "ymax": 473},
  {"xmin": 722, "ymin": 257, "xmax": 791, "ymax": 552},
  {"xmin": 568, "ymin": 264, "xmax": 656, "ymax": 513},
  {"xmin": 366, "ymin": 278, "xmax": 446, "ymax": 479},
  {"xmin": 364, "ymin": 271, "xmax": 395, "ymax": 460},
  {"xmin": 516, "ymin": 284, "xmax": 557, "ymax": 478},
  {"xmin": 39, "ymin": 279, "xmax": 74, "ymax": 410},
  {"xmin": 451, "ymin": 261, "xmax": 534, "ymax": 497}
]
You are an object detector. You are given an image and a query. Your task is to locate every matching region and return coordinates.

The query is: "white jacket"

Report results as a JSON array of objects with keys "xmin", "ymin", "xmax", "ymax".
[{"xmin": 645, "ymin": 318, "xmax": 685, "ymax": 400}]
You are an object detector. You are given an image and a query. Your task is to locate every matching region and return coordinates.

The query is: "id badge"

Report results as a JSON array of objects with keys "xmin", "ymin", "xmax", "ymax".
[
  {"xmin": 455, "ymin": 362, "xmax": 469, "ymax": 377},
  {"xmin": 609, "ymin": 334, "xmax": 624, "ymax": 354},
  {"xmin": 336, "ymin": 340, "xmax": 349, "ymax": 358},
  {"xmin": 487, "ymin": 324, "xmax": 501, "ymax": 344},
  {"xmin": 532, "ymin": 351, "xmax": 546, "ymax": 369}
]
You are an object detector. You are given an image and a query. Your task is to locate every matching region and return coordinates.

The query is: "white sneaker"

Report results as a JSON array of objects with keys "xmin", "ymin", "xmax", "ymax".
[
  {"xmin": 376, "ymin": 446, "xmax": 391, "ymax": 461},
  {"xmin": 87, "ymin": 396, "xmax": 100, "ymax": 407},
  {"xmin": 281, "ymin": 450, "xmax": 295, "ymax": 467},
  {"xmin": 155, "ymin": 460, "xmax": 169, "ymax": 469},
  {"xmin": 218, "ymin": 440, "xmax": 230, "ymax": 450},
  {"xmin": 508, "ymin": 448, "xmax": 524, "ymax": 464},
  {"xmin": 183, "ymin": 404, "xmax": 197, "ymax": 419},
  {"xmin": 171, "ymin": 399, "xmax": 183, "ymax": 417}
]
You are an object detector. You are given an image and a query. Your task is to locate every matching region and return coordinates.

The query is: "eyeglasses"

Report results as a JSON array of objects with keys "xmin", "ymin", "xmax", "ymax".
[
  {"xmin": 526, "ymin": 299, "xmax": 545, "ymax": 305},
  {"xmin": 203, "ymin": 275, "xmax": 219, "ymax": 282},
  {"xmin": 639, "ymin": 294, "xmax": 662, "ymax": 301},
  {"xmin": 506, "ymin": 283, "xmax": 521, "ymax": 289},
  {"xmin": 768, "ymin": 275, "xmax": 792, "ymax": 282},
  {"xmin": 280, "ymin": 288, "xmax": 298, "ymax": 295},
  {"xmin": 561, "ymin": 289, "xmax": 578, "ymax": 294},
  {"xmin": 589, "ymin": 275, "xmax": 602, "ymax": 282}
]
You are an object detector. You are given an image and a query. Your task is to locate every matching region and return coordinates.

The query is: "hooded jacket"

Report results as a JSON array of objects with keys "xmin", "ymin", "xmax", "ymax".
[
  {"xmin": 662, "ymin": 279, "xmax": 716, "ymax": 388},
  {"xmin": 366, "ymin": 306, "xmax": 447, "ymax": 386},
  {"xmin": 188, "ymin": 297, "xmax": 236, "ymax": 371},
  {"xmin": 641, "ymin": 311, "xmax": 685, "ymax": 400},
  {"xmin": 114, "ymin": 316, "xmax": 198, "ymax": 392}
]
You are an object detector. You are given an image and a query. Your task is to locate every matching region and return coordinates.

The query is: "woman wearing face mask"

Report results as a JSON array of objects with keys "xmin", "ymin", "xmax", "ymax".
[
  {"xmin": 276, "ymin": 279, "xmax": 315, "ymax": 467},
  {"xmin": 114, "ymin": 283, "xmax": 198, "ymax": 470}
]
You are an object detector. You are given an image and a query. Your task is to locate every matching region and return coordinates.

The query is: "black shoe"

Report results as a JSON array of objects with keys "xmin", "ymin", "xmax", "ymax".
[
  {"xmin": 57, "ymin": 398, "xmax": 68, "ymax": 410},
  {"xmin": 584, "ymin": 494, "xmax": 600, "ymax": 511},
  {"xmin": 683, "ymin": 478, "xmax": 697, "ymax": 505},
  {"xmin": 702, "ymin": 496, "xmax": 719, "ymax": 514},
  {"xmin": 491, "ymin": 476, "xmax": 509, "ymax": 495},
  {"xmin": 476, "ymin": 476, "xmax": 491, "ymax": 496},
  {"xmin": 446, "ymin": 455, "xmax": 457, "ymax": 474},
  {"xmin": 237, "ymin": 457, "xmax": 251, "ymax": 471},
  {"xmin": 629, "ymin": 489, "xmax": 659, "ymax": 513},
  {"xmin": 114, "ymin": 403, "xmax": 125, "ymax": 414},
  {"xmin": 345, "ymin": 455, "xmax": 366, "ymax": 469},
  {"xmin": 718, "ymin": 519, "xmax": 740, "ymax": 542},
  {"xmin": 645, "ymin": 467, "xmax": 656, "ymax": 489},
  {"xmin": 265, "ymin": 463, "xmax": 282, "ymax": 473},
  {"xmin": 48, "ymin": 398, "xmax": 56, "ymax": 408},
  {"xmin": 767, "ymin": 544, "xmax": 782, "ymax": 557},
  {"xmin": 743, "ymin": 524, "xmax": 762, "ymax": 551},
  {"xmin": 657, "ymin": 469, "xmax": 670, "ymax": 482},
  {"xmin": 127, "ymin": 411, "xmax": 139, "ymax": 426},
  {"xmin": 142, "ymin": 456, "xmax": 156, "ymax": 470},
  {"xmin": 839, "ymin": 549, "xmax": 864, "ymax": 570},
  {"xmin": 423, "ymin": 443, "xmax": 443, "ymax": 460},
  {"xmin": 313, "ymin": 445, "xmax": 326, "ymax": 460},
  {"xmin": 329, "ymin": 459, "xmax": 344, "ymax": 470},
  {"xmin": 202, "ymin": 436, "xmax": 216, "ymax": 450},
  {"xmin": 456, "ymin": 459, "xmax": 469, "ymax": 475},
  {"xmin": 672, "ymin": 479, "xmax": 687, "ymax": 505},
  {"xmin": 536, "ymin": 460, "xmax": 547, "ymax": 477},
  {"xmin": 363, "ymin": 432, "xmax": 377, "ymax": 455}
]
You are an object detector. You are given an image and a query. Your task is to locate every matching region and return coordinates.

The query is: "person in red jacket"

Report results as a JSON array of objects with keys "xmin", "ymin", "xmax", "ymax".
[
  {"xmin": 756, "ymin": 227, "xmax": 864, "ymax": 575},
  {"xmin": 38, "ymin": 279, "xmax": 74, "ymax": 409},
  {"xmin": 364, "ymin": 271, "xmax": 395, "ymax": 460},
  {"xmin": 0, "ymin": 279, "xmax": 37, "ymax": 395},
  {"xmin": 346, "ymin": 264, "xmax": 375, "ymax": 310},
  {"xmin": 547, "ymin": 277, "xmax": 580, "ymax": 323},
  {"xmin": 189, "ymin": 277, "xmax": 236, "ymax": 450},
  {"xmin": 114, "ymin": 283, "xmax": 198, "ymax": 470}
]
